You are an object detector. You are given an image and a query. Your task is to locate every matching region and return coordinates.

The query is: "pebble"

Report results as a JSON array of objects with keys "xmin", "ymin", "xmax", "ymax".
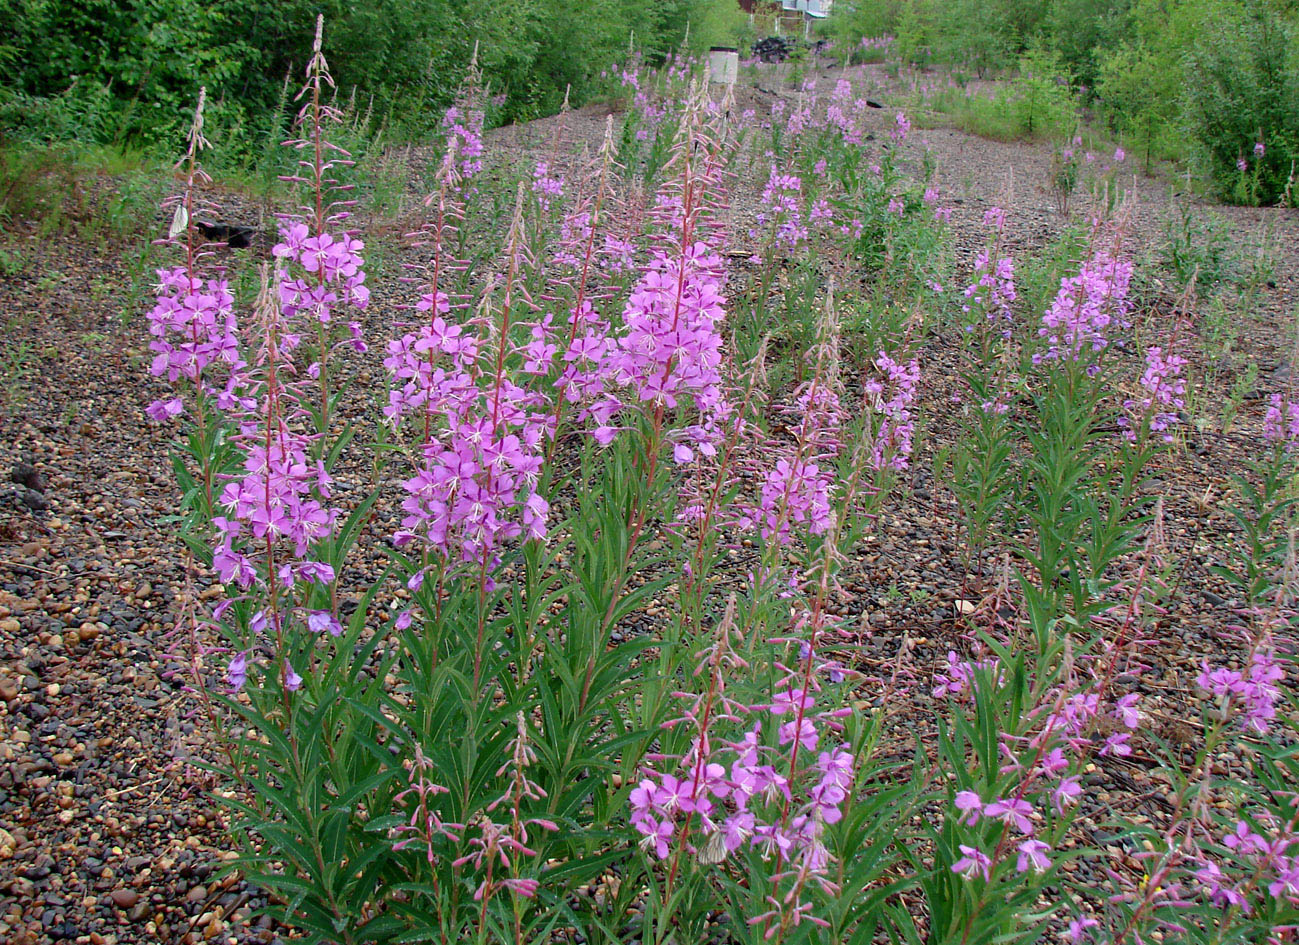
[{"xmin": 19, "ymin": 488, "xmax": 49, "ymax": 511}]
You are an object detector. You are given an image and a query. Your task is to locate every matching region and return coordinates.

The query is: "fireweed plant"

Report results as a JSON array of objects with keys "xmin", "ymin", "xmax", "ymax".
[{"xmin": 145, "ymin": 32, "xmax": 1298, "ymax": 945}]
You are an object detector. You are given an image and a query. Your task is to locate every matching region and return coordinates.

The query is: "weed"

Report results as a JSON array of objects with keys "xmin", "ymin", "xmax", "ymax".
[
  {"xmin": 0, "ymin": 341, "xmax": 33, "ymax": 412},
  {"xmin": 1161, "ymin": 204, "xmax": 1238, "ymax": 294},
  {"xmin": 0, "ymin": 245, "xmax": 24, "ymax": 276}
]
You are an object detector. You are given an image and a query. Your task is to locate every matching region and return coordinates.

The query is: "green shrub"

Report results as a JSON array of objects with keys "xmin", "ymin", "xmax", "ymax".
[
  {"xmin": 1094, "ymin": 40, "xmax": 1181, "ymax": 174},
  {"xmin": 918, "ymin": 52, "xmax": 1076, "ymax": 143},
  {"xmin": 1182, "ymin": 0, "xmax": 1299, "ymax": 205}
]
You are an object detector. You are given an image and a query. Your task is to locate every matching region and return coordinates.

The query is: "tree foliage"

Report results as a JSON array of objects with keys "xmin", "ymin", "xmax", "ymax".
[
  {"xmin": 0, "ymin": 0, "xmax": 745, "ymax": 153},
  {"xmin": 825, "ymin": 0, "xmax": 1299, "ymax": 203}
]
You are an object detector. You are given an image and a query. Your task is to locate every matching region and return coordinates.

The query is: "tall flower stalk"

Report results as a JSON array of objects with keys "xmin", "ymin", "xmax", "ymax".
[{"xmin": 275, "ymin": 15, "xmax": 370, "ymax": 439}]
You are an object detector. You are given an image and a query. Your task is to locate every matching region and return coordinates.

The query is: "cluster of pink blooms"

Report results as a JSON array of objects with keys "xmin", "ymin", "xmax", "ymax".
[
  {"xmin": 601, "ymin": 232, "xmax": 639, "ymax": 274},
  {"xmin": 940, "ymin": 654, "xmax": 1151, "ymax": 885},
  {"xmin": 210, "ymin": 271, "xmax": 344, "ymax": 693},
  {"xmin": 595, "ymin": 230, "xmax": 728, "ymax": 443},
  {"xmin": 754, "ymin": 455, "xmax": 835, "ymax": 541},
  {"xmin": 1197, "ymin": 646, "xmax": 1285, "ymax": 734},
  {"xmin": 1120, "ymin": 346, "xmax": 1187, "ymax": 442},
  {"xmin": 550, "ymin": 206, "xmax": 594, "ymax": 271},
  {"xmin": 962, "ymin": 250, "xmax": 1017, "ymax": 331},
  {"xmin": 746, "ymin": 375, "xmax": 844, "ymax": 541},
  {"xmin": 784, "ymin": 100, "xmax": 813, "ymax": 139},
  {"xmin": 951, "ymin": 791, "xmax": 1051, "ymax": 879},
  {"xmin": 213, "ymin": 435, "xmax": 339, "ymax": 593},
  {"xmin": 146, "ymin": 269, "xmax": 239, "ymax": 419},
  {"xmin": 386, "ymin": 313, "xmax": 553, "ymax": 567},
  {"xmin": 1037, "ymin": 250, "xmax": 1133, "ymax": 364},
  {"xmin": 443, "ymin": 103, "xmax": 485, "ymax": 181},
  {"xmin": 617, "ymin": 56, "xmax": 680, "ymax": 140},
  {"xmin": 273, "ymin": 222, "xmax": 370, "ymax": 324},
  {"xmin": 548, "ymin": 138, "xmax": 641, "ymax": 280},
  {"xmin": 824, "ymin": 80, "xmax": 867, "ymax": 146},
  {"xmin": 270, "ymin": 24, "xmax": 369, "ymax": 365},
  {"xmin": 757, "ymin": 166, "xmax": 808, "ymax": 249},
  {"xmin": 531, "ymin": 160, "xmax": 564, "ymax": 211},
  {"xmin": 1265, "ymin": 394, "xmax": 1299, "ymax": 445},
  {"xmin": 383, "ymin": 155, "xmax": 557, "ymax": 570},
  {"xmin": 865, "ymin": 353, "xmax": 920, "ymax": 470},
  {"xmin": 630, "ymin": 685, "xmax": 853, "ymax": 875},
  {"xmin": 1191, "ymin": 815, "xmax": 1299, "ymax": 912},
  {"xmin": 890, "ymin": 111, "xmax": 911, "ymax": 143},
  {"xmin": 932, "ymin": 650, "xmax": 1004, "ymax": 700}
]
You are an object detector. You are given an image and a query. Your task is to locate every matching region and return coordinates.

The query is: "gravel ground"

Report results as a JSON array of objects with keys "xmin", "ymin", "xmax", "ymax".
[{"xmin": 0, "ymin": 61, "xmax": 1296, "ymax": 944}]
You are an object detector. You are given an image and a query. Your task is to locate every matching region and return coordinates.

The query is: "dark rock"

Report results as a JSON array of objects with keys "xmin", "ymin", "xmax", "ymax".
[
  {"xmin": 10, "ymin": 463, "xmax": 45, "ymax": 492},
  {"xmin": 195, "ymin": 222, "xmax": 259, "ymax": 249},
  {"xmin": 19, "ymin": 488, "xmax": 48, "ymax": 512},
  {"xmin": 751, "ymin": 36, "xmax": 801, "ymax": 63}
]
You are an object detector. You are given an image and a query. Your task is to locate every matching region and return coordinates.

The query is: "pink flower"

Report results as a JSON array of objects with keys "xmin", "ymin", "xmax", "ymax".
[
  {"xmin": 1065, "ymin": 916, "xmax": 1099, "ymax": 942},
  {"xmin": 954, "ymin": 790, "xmax": 983, "ymax": 826},
  {"xmin": 778, "ymin": 717, "xmax": 819, "ymax": 752},
  {"xmin": 952, "ymin": 844, "xmax": 992, "ymax": 881},
  {"xmin": 307, "ymin": 610, "xmax": 343, "ymax": 636},
  {"xmin": 642, "ymin": 817, "xmax": 674, "ymax": 859},
  {"xmin": 771, "ymin": 687, "xmax": 814, "ymax": 716},
  {"xmin": 1016, "ymin": 838, "xmax": 1050, "ymax": 873},
  {"xmin": 227, "ymin": 651, "xmax": 248, "ymax": 691},
  {"xmin": 722, "ymin": 810, "xmax": 755, "ymax": 852},
  {"xmin": 985, "ymin": 797, "xmax": 1035, "ymax": 834},
  {"xmin": 1052, "ymin": 776, "xmax": 1082, "ymax": 813},
  {"xmin": 146, "ymin": 397, "xmax": 185, "ymax": 422}
]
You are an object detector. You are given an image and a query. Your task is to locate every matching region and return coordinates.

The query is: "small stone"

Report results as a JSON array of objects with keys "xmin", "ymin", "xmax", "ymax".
[
  {"xmin": 19, "ymin": 489, "xmax": 48, "ymax": 512},
  {"xmin": 10, "ymin": 464, "xmax": 44, "ymax": 492},
  {"xmin": 127, "ymin": 901, "xmax": 150, "ymax": 922},
  {"xmin": 110, "ymin": 889, "xmax": 138, "ymax": 909}
]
